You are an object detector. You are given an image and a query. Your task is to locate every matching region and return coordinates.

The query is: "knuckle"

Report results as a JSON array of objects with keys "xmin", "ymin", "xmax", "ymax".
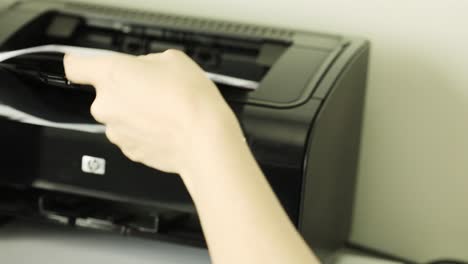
[
  {"xmin": 162, "ymin": 49, "xmax": 183, "ymax": 58},
  {"xmin": 89, "ymin": 102, "xmax": 99, "ymax": 117},
  {"xmin": 122, "ymin": 148, "xmax": 141, "ymax": 163},
  {"xmin": 90, "ymin": 101, "xmax": 107, "ymax": 122},
  {"xmin": 105, "ymin": 128, "xmax": 118, "ymax": 144}
]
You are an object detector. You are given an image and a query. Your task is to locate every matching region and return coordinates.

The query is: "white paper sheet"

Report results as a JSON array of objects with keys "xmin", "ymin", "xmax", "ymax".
[
  {"xmin": 0, "ymin": 104, "xmax": 106, "ymax": 133},
  {"xmin": 0, "ymin": 44, "xmax": 116, "ymax": 62},
  {"xmin": 0, "ymin": 44, "xmax": 260, "ymax": 90},
  {"xmin": 0, "ymin": 44, "xmax": 259, "ymax": 133}
]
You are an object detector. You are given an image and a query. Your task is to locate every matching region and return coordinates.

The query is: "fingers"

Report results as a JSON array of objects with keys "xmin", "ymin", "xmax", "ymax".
[
  {"xmin": 104, "ymin": 127, "xmax": 142, "ymax": 163},
  {"xmin": 138, "ymin": 49, "xmax": 185, "ymax": 61},
  {"xmin": 63, "ymin": 53, "xmax": 111, "ymax": 85},
  {"xmin": 104, "ymin": 127, "xmax": 119, "ymax": 145},
  {"xmin": 90, "ymin": 100, "xmax": 106, "ymax": 124}
]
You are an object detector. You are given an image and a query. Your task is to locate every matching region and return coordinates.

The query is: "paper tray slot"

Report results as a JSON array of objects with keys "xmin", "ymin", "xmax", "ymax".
[{"xmin": 1, "ymin": 11, "xmax": 290, "ymax": 90}]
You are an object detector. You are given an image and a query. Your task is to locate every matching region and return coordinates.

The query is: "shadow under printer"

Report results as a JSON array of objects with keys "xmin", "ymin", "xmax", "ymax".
[{"xmin": 0, "ymin": 1, "xmax": 369, "ymax": 261}]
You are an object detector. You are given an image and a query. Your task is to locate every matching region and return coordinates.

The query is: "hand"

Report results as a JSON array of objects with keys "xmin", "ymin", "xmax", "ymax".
[
  {"xmin": 64, "ymin": 50, "xmax": 243, "ymax": 176},
  {"xmin": 65, "ymin": 49, "xmax": 320, "ymax": 264}
]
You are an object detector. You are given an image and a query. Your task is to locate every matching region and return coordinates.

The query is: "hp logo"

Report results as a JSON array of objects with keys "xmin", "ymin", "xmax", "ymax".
[{"xmin": 81, "ymin": 155, "xmax": 106, "ymax": 175}]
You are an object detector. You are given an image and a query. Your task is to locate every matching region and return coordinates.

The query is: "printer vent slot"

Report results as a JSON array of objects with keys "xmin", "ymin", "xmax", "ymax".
[
  {"xmin": 66, "ymin": 2, "xmax": 295, "ymax": 40},
  {"xmin": 35, "ymin": 191, "xmax": 204, "ymax": 244}
]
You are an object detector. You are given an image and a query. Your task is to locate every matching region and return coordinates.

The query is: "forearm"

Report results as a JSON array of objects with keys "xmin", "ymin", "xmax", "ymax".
[
  {"xmin": 181, "ymin": 116, "xmax": 321, "ymax": 264},
  {"xmin": 63, "ymin": 52, "xmax": 319, "ymax": 264}
]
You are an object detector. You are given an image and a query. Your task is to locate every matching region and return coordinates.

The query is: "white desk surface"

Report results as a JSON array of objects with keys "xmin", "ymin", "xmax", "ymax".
[
  {"xmin": 0, "ymin": 220, "xmax": 211, "ymax": 264},
  {"xmin": 0, "ymin": 220, "xmax": 401, "ymax": 264}
]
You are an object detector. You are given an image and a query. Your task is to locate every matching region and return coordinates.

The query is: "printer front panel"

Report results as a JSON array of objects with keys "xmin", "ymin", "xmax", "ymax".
[{"xmin": 36, "ymin": 127, "xmax": 193, "ymax": 209}]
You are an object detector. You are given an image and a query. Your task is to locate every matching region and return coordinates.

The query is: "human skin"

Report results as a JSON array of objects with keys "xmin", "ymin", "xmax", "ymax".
[{"xmin": 64, "ymin": 50, "xmax": 321, "ymax": 264}]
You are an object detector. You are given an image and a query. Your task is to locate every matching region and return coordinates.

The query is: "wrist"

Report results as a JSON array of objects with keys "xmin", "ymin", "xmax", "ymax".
[{"xmin": 180, "ymin": 107, "xmax": 249, "ymax": 191}]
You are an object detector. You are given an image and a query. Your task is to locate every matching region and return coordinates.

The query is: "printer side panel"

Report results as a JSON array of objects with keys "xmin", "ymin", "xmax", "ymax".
[{"xmin": 300, "ymin": 40, "xmax": 370, "ymax": 250}]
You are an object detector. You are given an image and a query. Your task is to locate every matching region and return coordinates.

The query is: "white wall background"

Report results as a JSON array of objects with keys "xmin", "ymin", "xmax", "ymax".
[{"xmin": 2, "ymin": 0, "xmax": 468, "ymax": 262}]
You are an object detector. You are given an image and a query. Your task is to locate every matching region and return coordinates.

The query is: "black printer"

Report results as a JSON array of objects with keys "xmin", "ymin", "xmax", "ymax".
[{"xmin": 0, "ymin": 0, "xmax": 369, "ymax": 258}]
